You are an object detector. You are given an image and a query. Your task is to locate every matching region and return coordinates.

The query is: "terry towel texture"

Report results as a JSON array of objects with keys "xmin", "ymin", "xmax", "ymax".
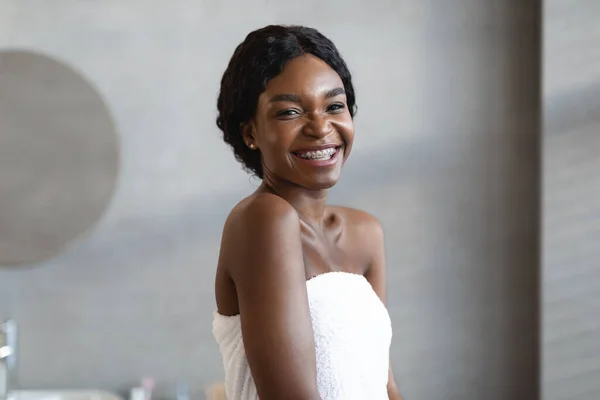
[{"xmin": 213, "ymin": 271, "xmax": 393, "ymax": 400}]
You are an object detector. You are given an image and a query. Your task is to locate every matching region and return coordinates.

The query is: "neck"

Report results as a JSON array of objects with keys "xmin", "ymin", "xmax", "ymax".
[{"xmin": 259, "ymin": 180, "xmax": 328, "ymax": 226}]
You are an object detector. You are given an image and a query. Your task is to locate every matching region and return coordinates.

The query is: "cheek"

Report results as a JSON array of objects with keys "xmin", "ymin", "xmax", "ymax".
[
  {"xmin": 338, "ymin": 118, "xmax": 354, "ymax": 161},
  {"xmin": 261, "ymin": 121, "xmax": 300, "ymax": 149},
  {"xmin": 340, "ymin": 119, "xmax": 355, "ymax": 144},
  {"xmin": 258, "ymin": 129, "xmax": 295, "ymax": 165}
]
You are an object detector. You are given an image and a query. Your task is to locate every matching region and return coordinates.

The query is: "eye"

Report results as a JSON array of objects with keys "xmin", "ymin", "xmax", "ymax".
[
  {"xmin": 327, "ymin": 103, "xmax": 346, "ymax": 113},
  {"xmin": 276, "ymin": 108, "xmax": 301, "ymax": 118}
]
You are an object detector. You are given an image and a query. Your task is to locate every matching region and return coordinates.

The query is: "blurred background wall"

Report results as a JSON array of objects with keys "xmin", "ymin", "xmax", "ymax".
[
  {"xmin": 542, "ymin": 1, "xmax": 600, "ymax": 399},
  {"xmin": 7, "ymin": 0, "xmax": 598, "ymax": 399}
]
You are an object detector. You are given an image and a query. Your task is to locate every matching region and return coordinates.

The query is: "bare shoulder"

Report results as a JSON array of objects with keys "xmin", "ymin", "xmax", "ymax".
[
  {"xmin": 329, "ymin": 206, "xmax": 385, "ymax": 243},
  {"xmin": 228, "ymin": 192, "xmax": 300, "ymax": 229},
  {"xmin": 328, "ymin": 206, "xmax": 386, "ymax": 283},
  {"xmin": 220, "ymin": 192, "xmax": 302, "ymax": 279}
]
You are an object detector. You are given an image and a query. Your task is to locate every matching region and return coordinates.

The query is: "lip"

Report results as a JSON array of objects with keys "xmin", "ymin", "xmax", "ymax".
[{"xmin": 291, "ymin": 145, "xmax": 343, "ymax": 167}]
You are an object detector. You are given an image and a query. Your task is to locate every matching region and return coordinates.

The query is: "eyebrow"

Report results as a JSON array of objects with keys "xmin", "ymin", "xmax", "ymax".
[
  {"xmin": 268, "ymin": 87, "xmax": 346, "ymax": 103},
  {"xmin": 324, "ymin": 87, "xmax": 346, "ymax": 99}
]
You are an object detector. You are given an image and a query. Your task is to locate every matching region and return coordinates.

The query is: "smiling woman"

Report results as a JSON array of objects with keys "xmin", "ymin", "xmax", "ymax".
[{"xmin": 212, "ymin": 25, "xmax": 403, "ymax": 400}]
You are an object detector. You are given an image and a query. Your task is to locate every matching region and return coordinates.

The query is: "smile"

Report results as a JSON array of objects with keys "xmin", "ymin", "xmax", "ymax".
[
  {"xmin": 295, "ymin": 147, "xmax": 337, "ymax": 160},
  {"xmin": 292, "ymin": 146, "xmax": 342, "ymax": 166}
]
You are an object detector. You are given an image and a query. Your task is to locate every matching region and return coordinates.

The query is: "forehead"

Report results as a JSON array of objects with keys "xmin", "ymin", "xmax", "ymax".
[{"xmin": 263, "ymin": 54, "xmax": 344, "ymax": 96}]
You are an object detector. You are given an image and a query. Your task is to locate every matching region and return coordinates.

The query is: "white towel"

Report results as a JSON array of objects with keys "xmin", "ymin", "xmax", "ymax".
[{"xmin": 212, "ymin": 271, "xmax": 393, "ymax": 400}]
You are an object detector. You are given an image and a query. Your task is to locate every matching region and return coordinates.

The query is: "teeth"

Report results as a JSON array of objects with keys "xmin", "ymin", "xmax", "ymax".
[{"xmin": 297, "ymin": 148, "xmax": 337, "ymax": 160}]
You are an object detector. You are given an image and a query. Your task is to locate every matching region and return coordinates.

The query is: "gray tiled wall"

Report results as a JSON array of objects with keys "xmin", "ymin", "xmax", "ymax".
[
  {"xmin": 542, "ymin": 1, "xmax": 600, "ymax": 399},
  {"xmin": 6, "ymin": 1, "xmax": 590, "ymax": 399}
]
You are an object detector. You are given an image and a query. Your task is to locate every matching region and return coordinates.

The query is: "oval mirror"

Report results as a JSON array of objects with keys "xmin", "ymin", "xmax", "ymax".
[{"xmin": 0, "ymin": 50, "xmax": 120, "ymax": 266}]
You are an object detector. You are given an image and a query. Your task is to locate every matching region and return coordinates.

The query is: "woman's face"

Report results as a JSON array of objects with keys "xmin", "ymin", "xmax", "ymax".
[{"xmin": 248, "ymin": 54, "xmax": 354, "ymax": 190}]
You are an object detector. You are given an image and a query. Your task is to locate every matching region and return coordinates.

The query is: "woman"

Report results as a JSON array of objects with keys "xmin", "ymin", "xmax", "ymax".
[{"xmin": 212, "ymin": 25, "xmax": 403, "ymax": 400}]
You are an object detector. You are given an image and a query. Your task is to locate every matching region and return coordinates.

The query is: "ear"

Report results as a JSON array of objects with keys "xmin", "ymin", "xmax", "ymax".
[{"xmin": 241, "ymin": 121, "xmax": 258, "ymax": 150}]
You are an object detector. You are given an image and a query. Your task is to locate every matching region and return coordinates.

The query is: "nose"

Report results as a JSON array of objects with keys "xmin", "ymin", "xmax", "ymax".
[{"xmin": 303, "ymin": 113, "xmax": 333, "ymax": 138}]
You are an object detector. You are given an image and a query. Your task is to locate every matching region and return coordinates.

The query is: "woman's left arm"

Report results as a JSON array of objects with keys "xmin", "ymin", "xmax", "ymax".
[{"xmin": 363, "ymin": 216, "xmax": 404, "ymax": 400}]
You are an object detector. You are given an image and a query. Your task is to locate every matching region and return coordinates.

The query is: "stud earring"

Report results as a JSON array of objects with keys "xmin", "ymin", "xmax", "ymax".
[{"xmin": 249, "ymin": 143, "xmax": 256, "ymax": 150}]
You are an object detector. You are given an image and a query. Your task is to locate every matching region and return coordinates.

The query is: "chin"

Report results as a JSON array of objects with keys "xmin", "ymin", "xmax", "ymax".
[{"xmin": 300, "ymin": 173, "xmax": 341, "ymax": 190}]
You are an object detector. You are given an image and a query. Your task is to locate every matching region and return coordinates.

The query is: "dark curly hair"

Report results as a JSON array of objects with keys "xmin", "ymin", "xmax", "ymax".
[{"xmin": 216, "ymin": 25, "xmax": 357, "ymax": 179}]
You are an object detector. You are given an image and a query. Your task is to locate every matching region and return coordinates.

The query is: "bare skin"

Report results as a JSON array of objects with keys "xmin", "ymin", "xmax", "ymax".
[{"xmin": 215, "ymin": 54, "xmax": 403, "ymax": 400}]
